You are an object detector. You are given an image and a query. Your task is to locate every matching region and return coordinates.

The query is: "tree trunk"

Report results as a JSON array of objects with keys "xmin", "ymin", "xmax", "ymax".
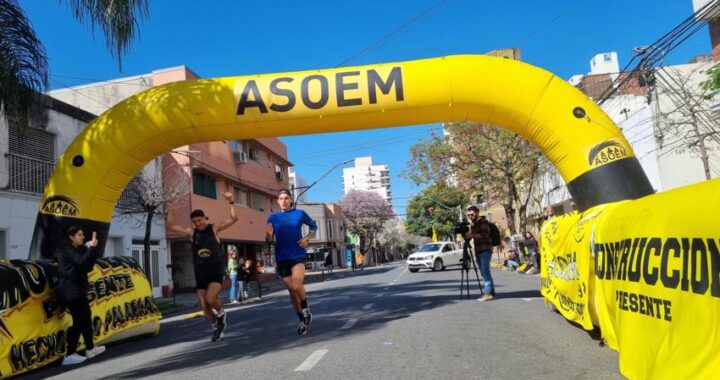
[
  {"xmin": 144, "ymin": 210, "xmax": 154, "ymax": 286},
  {"xmin": 519, "ymin": 204, "xmax": 528, "ymax": 234},
  {"xmin": 504, "ymin": 203, "xmax": 517, "ymax": 235},
  {"xmin": 689, "ymin": 111, "xmax": 712, "ymax": 180},
  {"xmin": 504, "ymin": 162, "xmax": 517, "ymax": 235}
]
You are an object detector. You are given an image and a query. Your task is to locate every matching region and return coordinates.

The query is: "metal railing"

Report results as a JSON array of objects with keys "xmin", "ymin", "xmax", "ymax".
[{"xmin": 6, "ymin": 153, "xmax": 55, "ymax": 194}]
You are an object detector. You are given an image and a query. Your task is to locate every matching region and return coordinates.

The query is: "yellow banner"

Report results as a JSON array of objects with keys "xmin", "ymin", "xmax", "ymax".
[
  {"xmin": 0, "ymin": 257, "xmax": 160, "ymax": 378},
  {"xmin": 540, "ymin": 178, "xmax": 720, "ymax": 379}
]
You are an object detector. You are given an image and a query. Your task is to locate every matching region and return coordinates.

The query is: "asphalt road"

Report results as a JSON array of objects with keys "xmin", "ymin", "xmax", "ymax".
[{"xmin": 25, "ymin": 263, "xmax": 621, "ymax": 380}]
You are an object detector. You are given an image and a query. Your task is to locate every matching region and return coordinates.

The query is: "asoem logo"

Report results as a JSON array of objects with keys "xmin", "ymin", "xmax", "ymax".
[
  {"xmin": 235, "ymin": 67, "xmax": 405, "ymax": 115},
  {"xmin": 197, "ymin": 248, "xmax": 213, "ymax": 258},
  {"xmin": 40, "ymin": 195, "xmax": 78, "ymax": 217},
  {"xmin": 587, "ymin": 140, "xmax": 629, "ymax": 167}
]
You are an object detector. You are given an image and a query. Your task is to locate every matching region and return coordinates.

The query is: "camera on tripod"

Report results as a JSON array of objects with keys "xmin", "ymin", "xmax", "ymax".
[{"xmin": 454, "ymin": 221, "xmax": 470, "ymax": 234}]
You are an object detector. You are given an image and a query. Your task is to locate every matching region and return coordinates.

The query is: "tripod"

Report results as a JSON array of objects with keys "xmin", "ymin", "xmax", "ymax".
[{"xmin": 459, "ymin": 240, "xmax": 484, "ymax": 300}]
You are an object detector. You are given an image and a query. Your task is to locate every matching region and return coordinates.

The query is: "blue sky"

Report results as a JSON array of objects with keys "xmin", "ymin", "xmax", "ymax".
[{"xmin": 21, "ymin": 0, "xmax": 710, "ymax": 215}]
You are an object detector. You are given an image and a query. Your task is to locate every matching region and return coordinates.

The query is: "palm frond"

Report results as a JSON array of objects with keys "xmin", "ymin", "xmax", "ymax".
[
  {"xmin": 0, "ymin": 0, "xmax": 48, "ymax": 129},
  {"xmin": 61, "ymin": 0, "xmax": 149, "ymax": 69}
]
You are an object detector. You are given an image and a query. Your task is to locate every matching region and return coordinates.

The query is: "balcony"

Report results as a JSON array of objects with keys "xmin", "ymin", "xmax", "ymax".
[{"xmin": 6, "ymin": 153, "xmax": 55, "ymax": 194}]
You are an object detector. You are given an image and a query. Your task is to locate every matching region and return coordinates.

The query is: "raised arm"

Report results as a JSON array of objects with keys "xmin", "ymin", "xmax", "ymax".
[
  {"xmin": 216, "ymin": 192, "xmax": 239, "ymax": 233},
  {"xmin": 167, "ymin": 206, "xmax": 193, "ymax": 238}
]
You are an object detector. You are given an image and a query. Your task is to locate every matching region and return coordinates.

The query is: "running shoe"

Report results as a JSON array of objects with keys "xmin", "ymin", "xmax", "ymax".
[
  {"xmin": 211, "ymin": 328, "xmax": 224, "ymax": 342},
  {"xmin": 62, "ymin": 353, "xmax": 87, "ymax": 365},
  {"xmin": 297, "ymin": 321, "xmax": 308, "ymax": 335},
  {"xmin": 216, "ymin": 311, "xmax": 227, "ymax": 333},
  {"xmin": 301, "ymin": 308, "xmax": 313, "ymax": 326},
  {"xmin": 85, "ymin": 345, "xmax": 106, "ymax": 359}
]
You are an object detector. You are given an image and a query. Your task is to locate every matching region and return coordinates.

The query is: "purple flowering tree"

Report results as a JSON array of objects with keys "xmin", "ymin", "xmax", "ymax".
[{"xmin": 339, "ymin": 190, "xmax": 394, "ymax": 265}]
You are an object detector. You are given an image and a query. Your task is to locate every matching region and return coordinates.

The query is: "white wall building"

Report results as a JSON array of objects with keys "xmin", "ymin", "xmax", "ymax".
[
  {"xmin": 342, "ymin": 156, "xmax": 392, "ymax": 207},
  {"xmin": 289, "ymin": 167, "xmax": 308, "ymax": 204}
]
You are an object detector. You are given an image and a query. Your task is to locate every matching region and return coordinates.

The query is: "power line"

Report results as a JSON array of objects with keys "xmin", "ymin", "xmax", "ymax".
[
  {"xmin": 513, "ymin": 0, "xmax": 587, "ymax": 46},
  {"xmin": 598, "ymin": 0, "xmax": 719, "ymax": 104},
  {"xmin": 336, "ymin": 0, "xmax": 457, "ymax": 67}
]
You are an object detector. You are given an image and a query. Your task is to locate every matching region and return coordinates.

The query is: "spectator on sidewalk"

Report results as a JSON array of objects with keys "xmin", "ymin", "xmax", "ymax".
[
  {"xmin": 56, "ymin": 227, "xmax": 106, "ymax": 365},
  {"xmin": 520, "ymin": 232, "xmax": 540, "ymax": 275},
  {"xmin": 238, "ymin": 258, "xmax": 251, "ymax": 301},
  {"xmin": 324, "ymin": 252, "xmax": 334, "ymax": 274},
  {"xmin": 502, "ymin": 238, "xmax": 521, "ymax": 271},
  {"xmin": 228, "ymin": 249, "xmax": 239, "ymax": 304}
]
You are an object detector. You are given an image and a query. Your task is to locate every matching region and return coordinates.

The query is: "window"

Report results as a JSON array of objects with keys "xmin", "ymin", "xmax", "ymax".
[
  {"xmin": 193, "ymin": 172, "xmax": 216, "ymax": 199},
  {"xmin": 7, "ymin": 127, "xmax": 56, "ymax": 194},
  {"xmin": 251, "ymin": 192, "xmax": 267, "ymax": 211},
  {"xmin": 0, "ymin": 231, "xmax": 6, "ymax": 259},
  {"xmin": 326, "ymin": 220, "xmax": 334, "ymax": 240},
  {"xmin": 151, "ymin": 249, "xmax": 160, "ymax": 286},
  {"xmin": 275, "ymin": 164, "xmax": 285, "ymax": 181},
  {"xmin": 131, "ymin": 246, "xmax": 160, "ymax": 287},
  {"xmin": 234, "ymin": 186, "xmax": 250, "ymax": 207},
  {"xmin": 249, "ymin": 147, "xmax": 263, "ymax": 161},
  {"xmin": 229, "ymin": 140, "xmax": 248, "ymax": 154}
]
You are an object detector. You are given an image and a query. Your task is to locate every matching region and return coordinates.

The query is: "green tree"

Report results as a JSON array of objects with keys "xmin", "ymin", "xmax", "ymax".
[
  {"xmin": 0, "ymin": 0, "xmax": 148, "ymax": 129},
  {"xmin": 405, "ymin": 183, "xmax": 468, "ymax": 240},
  {"xmin": 405, "ymin": 122, "xmax": 542, "ymax": 234}
]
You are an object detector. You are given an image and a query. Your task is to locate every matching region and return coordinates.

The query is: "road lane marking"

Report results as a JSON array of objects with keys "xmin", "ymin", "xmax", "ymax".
[
  {"xmin": 362, "ymin": 303, "xmax": 374, "ymax": 310},
  {"xmin": 295, "ymin": 349, "xmax": 329, "ymax": 371},
  {"xmin": 340, "ymin": 318, "xmax": 359, "ymax": 330},
  {"xmin": 376, "ymin": 293, "xmax": 384, "ymax": 298}
]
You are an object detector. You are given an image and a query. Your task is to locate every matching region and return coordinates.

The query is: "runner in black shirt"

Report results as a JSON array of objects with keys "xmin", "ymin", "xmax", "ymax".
[{"xmin": 167, "ymin": 192, "xmax": 238, "ymax": 341}]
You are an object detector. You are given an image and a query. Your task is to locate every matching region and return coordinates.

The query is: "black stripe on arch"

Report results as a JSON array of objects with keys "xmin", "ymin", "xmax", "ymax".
[{"xmin": 566, "ymin": 157, "xmax": 655, "ymax": 211}]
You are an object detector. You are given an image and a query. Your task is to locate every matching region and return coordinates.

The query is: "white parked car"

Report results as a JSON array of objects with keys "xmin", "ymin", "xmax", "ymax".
[{"xmin": 406, "ymin": 241, "xmax": 463, "ymax": 272}]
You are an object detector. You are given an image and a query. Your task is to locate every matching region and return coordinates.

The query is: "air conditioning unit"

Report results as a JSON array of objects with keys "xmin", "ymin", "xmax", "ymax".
[
  {"xmin": 233, "ymin": 151, "xmax": 247, "ymax": 164},
  {"xmin": 249, "ymin": 148, "xmax": 260, "ymax": 160}
]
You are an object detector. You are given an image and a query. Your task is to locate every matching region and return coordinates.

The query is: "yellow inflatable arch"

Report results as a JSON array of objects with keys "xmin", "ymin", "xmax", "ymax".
[{"xmin": 30, "ymin": 55, "xmax": 653, "ymax": 258}]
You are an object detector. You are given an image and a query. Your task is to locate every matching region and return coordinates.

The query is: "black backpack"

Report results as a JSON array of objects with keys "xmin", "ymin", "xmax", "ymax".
[{"xmin": 489, "ymin": 222, "xmax": 501, "ymax": 247}]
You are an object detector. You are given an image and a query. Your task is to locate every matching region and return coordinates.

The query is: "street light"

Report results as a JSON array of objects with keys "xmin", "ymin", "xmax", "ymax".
[{"xmin": 292, "ymin": 158, "xmax": 354, "ymax": 207}]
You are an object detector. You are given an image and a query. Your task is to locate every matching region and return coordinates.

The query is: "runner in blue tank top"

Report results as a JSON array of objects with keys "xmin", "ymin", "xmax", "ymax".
[
  {"xmin": 167, "ymin": 191, "xmax": 238, "ymax": 342},
  {"xmin": 266, "ymin": 189, "xmax": 317, "ymax": 335}
]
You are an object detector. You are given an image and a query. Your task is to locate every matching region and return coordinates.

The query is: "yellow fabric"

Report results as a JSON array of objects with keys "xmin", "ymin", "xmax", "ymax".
[
  {"xmin": 0, "ymin": 258, "xmax": 160, "ymax": 378},
  {"xmin": 540, "ymin": 178, "xmax": 720, "ymax": 379}
]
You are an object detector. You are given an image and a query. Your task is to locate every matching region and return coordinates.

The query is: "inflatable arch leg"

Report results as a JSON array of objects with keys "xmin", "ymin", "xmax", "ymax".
[{"xmin": 30, "ymin": 54, "xmax": 653, "ymax": 259}]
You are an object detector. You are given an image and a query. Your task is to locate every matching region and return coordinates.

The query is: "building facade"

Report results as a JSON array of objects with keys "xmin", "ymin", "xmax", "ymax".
[
  {"xmin": 289, "ymin": 167, "xmax": 308, "ymax": 204},
  {"xmin": 342, "ymin": 156, "xmax": 392, "ymax": 207},
  {"xmin": 297, "ymin": 203, "xmax": 347, "ymax": 270}
]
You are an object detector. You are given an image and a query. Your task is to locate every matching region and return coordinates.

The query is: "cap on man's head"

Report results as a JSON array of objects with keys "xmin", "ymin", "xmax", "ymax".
[{"xmin": 190, "ymin": 209, "xmax": 207, "ymax": 219}]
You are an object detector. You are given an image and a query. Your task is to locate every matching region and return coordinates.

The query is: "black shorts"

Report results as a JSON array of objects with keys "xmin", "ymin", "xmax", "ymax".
[
  {"xmin": 194, "ymin": 265, "xmax": 224, "ymax": 290},
  {"xmin": 277, "ymin": 259, "xmax": 306, "ymax": 278}
]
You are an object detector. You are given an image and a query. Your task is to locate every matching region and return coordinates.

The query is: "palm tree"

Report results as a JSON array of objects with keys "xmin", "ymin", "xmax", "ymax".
[{"xmin": 0, "ymin": 0, "xmax": 148, "ymax": 129}]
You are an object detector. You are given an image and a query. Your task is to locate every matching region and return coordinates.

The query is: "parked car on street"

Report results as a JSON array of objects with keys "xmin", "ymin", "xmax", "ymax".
[{"xmin": 406, "ymin": 241, "xmax": 463, "ymax": 272}]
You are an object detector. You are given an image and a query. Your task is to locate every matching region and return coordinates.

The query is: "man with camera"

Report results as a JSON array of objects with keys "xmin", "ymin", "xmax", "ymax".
[{"xmin": 464, "ymin": 205, "xmax": 496, "ymax": 301}]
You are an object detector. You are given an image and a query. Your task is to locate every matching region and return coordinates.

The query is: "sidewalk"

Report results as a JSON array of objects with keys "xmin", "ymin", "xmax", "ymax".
[{"xmin": 154, "ymin": 264, "xmax": 393, "ymax": 318}]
